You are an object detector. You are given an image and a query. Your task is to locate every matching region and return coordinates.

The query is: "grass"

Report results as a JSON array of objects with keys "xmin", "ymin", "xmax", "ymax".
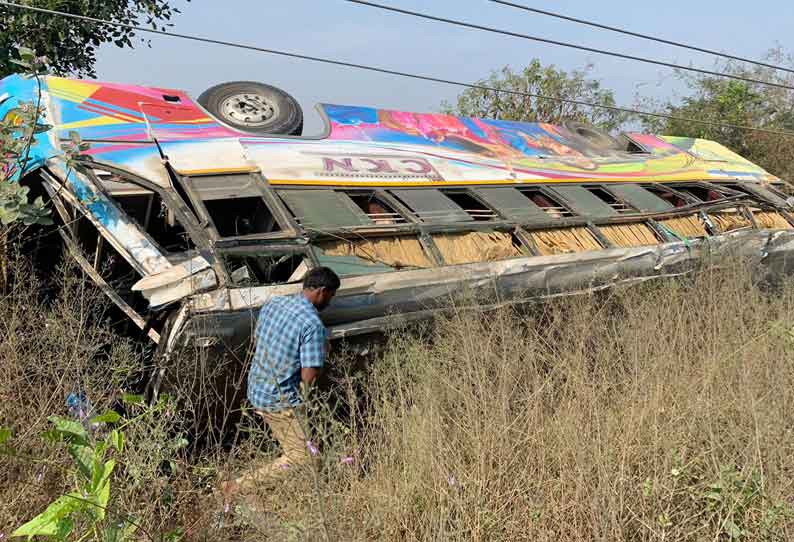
[{"xmin": 2, "ymin": 254, "xmax": 794, "ymax": 541}]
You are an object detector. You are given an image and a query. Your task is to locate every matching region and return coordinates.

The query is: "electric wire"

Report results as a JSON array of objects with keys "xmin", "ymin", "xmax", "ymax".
[
  {"xmin": 488, "ymin": 0, "xmax": 794, "ymax": 75},
  {"xmin": 1, "ymin": 1, "xmax": 793, "ymax": 138},
  {"xmin": 341, "ymin": 0, "xmax": 794, "ymax": 92}
]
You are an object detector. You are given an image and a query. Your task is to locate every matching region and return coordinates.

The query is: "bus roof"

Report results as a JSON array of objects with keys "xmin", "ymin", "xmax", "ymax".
[{"xmin": 1, "ymin": 74, "xmax": 779, "ymax": 188}]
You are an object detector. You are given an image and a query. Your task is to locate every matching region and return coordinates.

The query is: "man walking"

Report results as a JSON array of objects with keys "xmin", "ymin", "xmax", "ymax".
[{"xmin": 229, "ymin": 266, "xmax": 340, "ymax": 492}]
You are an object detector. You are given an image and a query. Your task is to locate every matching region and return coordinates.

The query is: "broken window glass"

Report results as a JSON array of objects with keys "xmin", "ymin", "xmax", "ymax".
[
  {"xmin": 548, "ymin": 185, "xmax": 617, "ymax": 218},
  {"xmin": 390, "ymin": 189, "xmax": 473, "ymax": 223},
  {"xmin": 279, "ymin": 189, "xmax": 372, "ymax": 229}
]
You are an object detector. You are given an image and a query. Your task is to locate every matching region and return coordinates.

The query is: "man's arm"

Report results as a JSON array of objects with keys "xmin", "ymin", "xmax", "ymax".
[{"xmin": 299, "ymin": 323, "xmax": 327, "ymax": 396}]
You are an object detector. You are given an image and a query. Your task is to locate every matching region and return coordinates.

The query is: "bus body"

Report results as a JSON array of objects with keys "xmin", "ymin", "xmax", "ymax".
[{"xmin": 3, "ymin": 73, "xmax": 794, "ymax": 376}]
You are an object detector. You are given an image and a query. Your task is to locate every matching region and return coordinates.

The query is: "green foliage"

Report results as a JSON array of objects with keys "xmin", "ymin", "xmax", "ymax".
[
  {"xmin": 8, "ymin": 393, "xmax": 177, "ymax": 541},
  {"xmin": 0, "ymin": 1, "xmax": 188, "ymax": 79},
  {"xmin": 640, "ymin": 47, "xmax": 794, "ymax": 182},
  {"xmin": 0, "ymin": 185, "xmax": 52, "ymax": 226},
  {"xmin": 1, "ymin": 46, "xmax": 53, "ymax": 228},
  {"xmin": 11, "ymin": 412, "xmax": 126, "ymax": 540},
  {"xmin": 442, "ymin": 59, "xmax": 628, "ymax": 130},
  {"xmin": 61, "ymin": 130, "xmax": 93, "ymax": 171},
  {"xmin": 0, "ymin": 425, "xmax": 12, "ymax": 447},
  {"xmin": 650, "ymin": 462, "xmax": 794, "ymax": 540},
  {"xmin": 12, "ymin": 494, "xmax": 84, "ymax": 539},
  {"xmin": 120, "ymin": 394, "xmax": 145, "ymax": 406},
  {"xmin": 9, "ymin": 46, "xmax": 49, "ymax": 76}
]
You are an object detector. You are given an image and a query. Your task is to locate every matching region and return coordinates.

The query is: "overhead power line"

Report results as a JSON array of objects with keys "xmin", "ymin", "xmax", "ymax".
[
  {"xmin": 342, "ymin": 0, "xmax": 794, "ymax": 92},
  {"xmin": 488, "ymin": 0, "xmax": 794, "ymax": 76},
  {"xmin": 1, "ymin": 1, "xmax": 793, "ymax": 139}
]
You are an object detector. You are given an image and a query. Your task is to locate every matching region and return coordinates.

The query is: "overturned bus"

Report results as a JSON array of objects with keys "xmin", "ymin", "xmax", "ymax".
[{"xmin": 3, "ymin": 74, "xmax": 794, "ymax": 394}]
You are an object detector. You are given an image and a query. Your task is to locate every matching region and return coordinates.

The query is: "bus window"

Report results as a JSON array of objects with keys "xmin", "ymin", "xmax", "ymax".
[
  {"xmin": 390, "ymin": 189, "xmax": 473, "ymax": 224},
  {"xmin": 279, "ymin": 189, "xmax": 372, "ymax": 229}
]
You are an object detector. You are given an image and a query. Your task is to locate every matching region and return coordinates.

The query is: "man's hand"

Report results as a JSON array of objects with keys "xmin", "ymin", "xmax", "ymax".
[
  {"xmin": 300, "ymin": 367, "xmax": 321, "ymax": 402},
  {"xmin": 301, "ymin": 367, "xmax": 321, "ymax": 386}
]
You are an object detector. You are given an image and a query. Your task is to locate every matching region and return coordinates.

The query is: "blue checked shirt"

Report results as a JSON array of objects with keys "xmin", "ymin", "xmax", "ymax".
[{"xmin": 247, "ymin": 294, "xmax": 328, "ymax": 411}]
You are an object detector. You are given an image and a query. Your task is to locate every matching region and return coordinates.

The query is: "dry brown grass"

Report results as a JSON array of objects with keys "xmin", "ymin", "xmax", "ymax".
[{"xmin": 3, "ymin": 255, "xmax": 794, "ymax": 541}]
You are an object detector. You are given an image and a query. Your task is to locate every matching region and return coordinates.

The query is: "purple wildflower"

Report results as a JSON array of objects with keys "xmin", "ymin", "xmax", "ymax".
[
  {"xmin": 340, "ymin": 456, "xmax": 354, "ymax": 465},
  {"xmin": 447, "ymin": 475, "xmax": 457, "ymax": 487},
  {"xmin": 306, "ymin": 440, "xmax": 319, "ymax": 456}
]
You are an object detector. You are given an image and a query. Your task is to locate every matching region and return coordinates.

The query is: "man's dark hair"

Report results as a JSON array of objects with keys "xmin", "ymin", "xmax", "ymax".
[{"xmin": 303, "ymin": 266, "xmax": 341, "ymax": 291}]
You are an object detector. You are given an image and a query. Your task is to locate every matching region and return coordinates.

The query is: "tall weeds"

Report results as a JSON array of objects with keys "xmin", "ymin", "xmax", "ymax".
[
  {"xmin": 2, "ymin": 256, "xmax": 794, "ymax": 541},
  {"xmin": 338, "ymin": 262, "xmax": 794, "ymax": 541}
]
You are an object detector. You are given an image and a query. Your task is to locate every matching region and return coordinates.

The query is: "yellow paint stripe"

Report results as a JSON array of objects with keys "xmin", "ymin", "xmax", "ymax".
[
  {"xmin": 57, "ymin": 116, "xmax": 125, "ymax": 130},
  {"xmin": 57, "ymin": 112, "xmax": 144, "ymax": 130},
  {"xmin": 49, "ymin": 89, "xmax": 94, "ymax": 103},
  {"xmin": 105, "ymin": 112, "xmax": 143, "ymax": 123},
  {"xmin": 263, "ymin": 172, "xmax": 727, "ymax": 187},
  {"xmin": 47, "ymin": 77, "xmax": 99, "ymax": 101},
  {"xmin": 176, "ymin": 167, "xmax": 260, "ymax": 176},
  {"xmin": 171, "ymin": 117, "xmax": 214, "ymax": 124}
]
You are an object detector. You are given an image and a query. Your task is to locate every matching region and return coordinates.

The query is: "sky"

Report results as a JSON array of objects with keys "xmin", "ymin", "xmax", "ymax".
[{"xmin": 93, "ymin": 0, "xmax": 794, "ymax": 135}]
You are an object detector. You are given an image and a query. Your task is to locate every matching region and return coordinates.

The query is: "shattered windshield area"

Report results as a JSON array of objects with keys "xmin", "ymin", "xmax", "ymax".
[
  {"xmin": 187, "ymin": 174, "xmax": 283, "ymax": 238},
  {"xmin": 96, "ymin": 170, "xmax": 195, "ymax": 253}
]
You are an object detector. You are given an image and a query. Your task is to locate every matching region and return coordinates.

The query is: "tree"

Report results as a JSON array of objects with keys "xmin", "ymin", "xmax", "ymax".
[
  {"xmin": 0, "ymin": 0, "xmax": 187, "ymax": 79},
  {"xmin": 640, "ymin": 48, "xmax": 794, "ymax": 183},
  {"xmin": 442, "ymin": 59, "xmax": 627, "ymax": 131}
]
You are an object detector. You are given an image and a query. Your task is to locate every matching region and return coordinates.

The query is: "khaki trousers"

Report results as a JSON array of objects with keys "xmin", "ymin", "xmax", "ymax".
[{"xmin": 236, "ymin": 407, "xmax": 310, "ymax": 489}]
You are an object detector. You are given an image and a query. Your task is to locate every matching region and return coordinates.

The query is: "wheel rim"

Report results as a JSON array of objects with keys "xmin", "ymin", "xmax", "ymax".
[{"xmin": 218, "ymin": 93, "xmax": 280, "ymax": 127}]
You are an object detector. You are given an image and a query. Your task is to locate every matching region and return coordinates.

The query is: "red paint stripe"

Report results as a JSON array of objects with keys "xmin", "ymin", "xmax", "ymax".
[{"xmin": 77, "ymin": 102, "xmax": 144, "ymax": 122}]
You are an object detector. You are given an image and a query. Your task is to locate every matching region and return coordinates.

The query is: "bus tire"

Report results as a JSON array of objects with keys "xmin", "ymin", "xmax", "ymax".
[{"xmin": 198, "ymin": 81, "xmax": 303, "ymax": 136}]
